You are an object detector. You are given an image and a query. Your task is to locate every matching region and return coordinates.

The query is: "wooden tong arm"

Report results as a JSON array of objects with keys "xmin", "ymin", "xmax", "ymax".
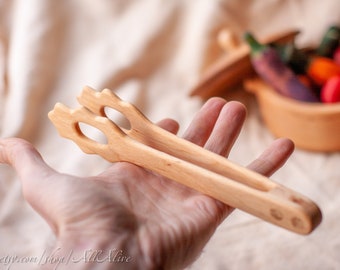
[{"xmin": 117, "ymin": 136, "xmax": 321, "ymax": 235}]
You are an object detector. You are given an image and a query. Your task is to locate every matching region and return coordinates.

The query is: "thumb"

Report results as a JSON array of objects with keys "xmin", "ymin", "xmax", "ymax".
[
  {"xmin": 0, "ymin": 137, "xmax": 59, "ymax": 232},
  {"xmin": 0, "ymin": 138, "xmax": 55, "ymax": 180}
]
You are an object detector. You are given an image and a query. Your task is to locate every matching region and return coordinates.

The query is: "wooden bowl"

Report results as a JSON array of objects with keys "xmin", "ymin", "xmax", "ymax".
[{"xmin": 244, "ymin": 78, "xmax": 340, "ymax": 152}]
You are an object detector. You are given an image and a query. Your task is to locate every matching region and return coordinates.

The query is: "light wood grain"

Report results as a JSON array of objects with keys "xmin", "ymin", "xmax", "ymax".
[{"xmin": 48, "ymin": 86, "xmax": 322, "ymax": 234}]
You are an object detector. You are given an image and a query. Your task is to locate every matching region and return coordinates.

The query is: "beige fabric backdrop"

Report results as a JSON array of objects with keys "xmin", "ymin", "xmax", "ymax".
[{"xmin": 0, "ymin": 0, "xmax": 339, "ymax": 269}]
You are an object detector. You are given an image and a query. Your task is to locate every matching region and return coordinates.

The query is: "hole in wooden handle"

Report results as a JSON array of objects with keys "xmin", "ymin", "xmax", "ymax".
[{"xmin": 77, "ymin": 122, "xmax": 108, "ymax": 144}]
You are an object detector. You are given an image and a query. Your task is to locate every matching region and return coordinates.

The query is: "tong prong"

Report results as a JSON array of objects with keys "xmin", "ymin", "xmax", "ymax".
[
  {"xmin": 48, "ymin": 103, "xmax": 125, "ymax": 161},
  {"xmin": 77, "ymin": 86, "xmax": 151, "ymax": 131}
]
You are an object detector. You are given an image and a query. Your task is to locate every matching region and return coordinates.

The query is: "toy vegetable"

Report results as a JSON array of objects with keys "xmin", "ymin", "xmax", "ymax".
[
  {"xmin": 321, "ymin": 75, "xmax": 340, "ymax": 103},
  {"xmin": 333, "ymin": 46, "xmax": 340, "ymax": 65},
  {"xmin": 244, "ymin": 32, "xmax": 319, "ymax": 102},
  {"xmin": 317, "ymin": 25, "xmax": 340, "ymax": 58},
  {"xmin": 272, "ymin": 43, "xmax": 309, "ymax": 74},
  {"xmin": 306, "ymin": 56, "xmax": 340, "ymax": 85},
  {"xmin": 273, "ymin": 42, "xmax": 340, "ymax": 85}
]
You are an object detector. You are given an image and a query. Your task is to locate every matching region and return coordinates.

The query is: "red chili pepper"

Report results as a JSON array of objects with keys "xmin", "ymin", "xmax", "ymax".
[{"xmin": 320, "ymin": 75, "xmax": 340, "ymax": 103}]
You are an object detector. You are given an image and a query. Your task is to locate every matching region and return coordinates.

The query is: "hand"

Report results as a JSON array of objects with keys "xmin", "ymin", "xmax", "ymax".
[{"xmin": 0, "ymin": 97, "xmax": 294, "ymax": 270}]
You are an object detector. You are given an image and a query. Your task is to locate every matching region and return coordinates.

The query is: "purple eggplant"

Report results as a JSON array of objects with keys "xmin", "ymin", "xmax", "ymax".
[{"xmin": 244, "ymin": 32, "xmax": 319, "ymax": 102}]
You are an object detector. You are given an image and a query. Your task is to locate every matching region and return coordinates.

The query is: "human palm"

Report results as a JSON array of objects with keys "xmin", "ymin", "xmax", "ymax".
[{"xmin": 0, "ymin": 98, "xmax": 294, "ymax": 269}]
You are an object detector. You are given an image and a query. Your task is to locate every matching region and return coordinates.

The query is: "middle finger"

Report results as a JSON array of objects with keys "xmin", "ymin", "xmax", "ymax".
[{"xmin": 204, "ymin": 101, "xmax": 246, "ymax": 157}]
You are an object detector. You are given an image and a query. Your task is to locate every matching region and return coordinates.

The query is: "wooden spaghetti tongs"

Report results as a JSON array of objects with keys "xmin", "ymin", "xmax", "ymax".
[{"xmin": 48, "ymin": 86, "xmax": 322, "ymax": 235}]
